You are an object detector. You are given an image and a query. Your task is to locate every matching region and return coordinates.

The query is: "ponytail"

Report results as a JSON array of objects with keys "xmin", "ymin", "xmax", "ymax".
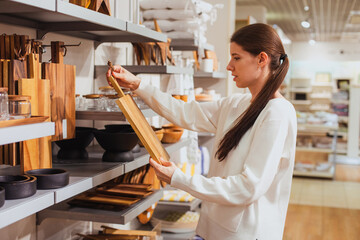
[{"xmin": 216, "ymin": 24, "xmax": 289, "ymax": 162}]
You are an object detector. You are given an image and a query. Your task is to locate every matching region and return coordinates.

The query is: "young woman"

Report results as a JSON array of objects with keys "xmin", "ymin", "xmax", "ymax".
[{"xmin": 107, "ymin": 23, "xmax": 297, "ymax": 240}]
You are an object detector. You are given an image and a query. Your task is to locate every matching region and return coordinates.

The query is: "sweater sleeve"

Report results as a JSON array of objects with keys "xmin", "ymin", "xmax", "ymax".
[
  {"xmin": 170, "ymin": 119, "xmax": 289, "ymax": 206},
  {"xmin": 134, "ymin": 82, "xmax": 224, "ymax": 133}
]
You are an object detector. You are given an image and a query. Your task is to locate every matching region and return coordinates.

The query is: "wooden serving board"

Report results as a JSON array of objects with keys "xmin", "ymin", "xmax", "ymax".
[
  {"xmin": 0, "ymin": 116, "xmax": 48, "ymax": 128},
  {"xmin": 107, "ymin": 73, "xmax": 170, "ymax": 164},
  {"xmin": 96, "ymin": 186, "xmax": 152, "ymax": 198},
  {"xmin": 74, "ymin": 193, "xmax": 140, "ymax": 206},
  {"xmin": 19, "ymin": 53, "xmax": 51, "ymax": 172},
  {"xmin": 42, "ymin": 41, "xmax": 76, "ymax": 141}
]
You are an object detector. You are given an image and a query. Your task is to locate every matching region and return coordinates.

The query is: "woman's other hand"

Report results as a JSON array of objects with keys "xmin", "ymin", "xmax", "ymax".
[
  {"xmin": 149, "ymin": 157, "xmax": 177, "ymax": 184},
  {"xmin": 106, "ymin": 65, "xmax": 141, "ymax": 91}
]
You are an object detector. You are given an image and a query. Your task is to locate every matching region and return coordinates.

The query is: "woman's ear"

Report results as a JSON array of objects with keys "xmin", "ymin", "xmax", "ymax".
[{"xmin": 257, "ymin": 52, "xmax": 269, "ymax": 67}]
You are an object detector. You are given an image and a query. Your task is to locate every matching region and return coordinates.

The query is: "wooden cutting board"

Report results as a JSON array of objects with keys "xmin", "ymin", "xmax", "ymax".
[
  {"xmin": 18, "ymin": 53, "xmax": 51, "ymax": 172},
  {"xmin": 107, "ymin": 68, "xmax": 170, "ymax": 164},
  {"xmin": 42, "ymin": 41, "xmax": 76, "ymax": 141}
]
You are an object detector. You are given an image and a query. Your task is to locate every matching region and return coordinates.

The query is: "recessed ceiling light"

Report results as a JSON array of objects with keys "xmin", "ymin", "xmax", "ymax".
[
  {"xmin": 309, "ymin": 39, "xmax": 316, "ymax": 45},
  {"xmin": 301, "ymin": 20, "xmax": 311, "ymax": 28},
  {"xmin": 304, "ymin": 5, "xmax": 309, "ymax": 11}
]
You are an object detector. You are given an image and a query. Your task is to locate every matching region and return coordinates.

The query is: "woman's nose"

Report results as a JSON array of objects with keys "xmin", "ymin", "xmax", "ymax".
[{"xmin": 226, "ymin": 63, "xmax": 233, "ymax": 71}]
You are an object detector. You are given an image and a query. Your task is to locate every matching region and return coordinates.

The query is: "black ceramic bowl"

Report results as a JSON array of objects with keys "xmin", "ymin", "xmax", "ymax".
[
  {"xmin": 104, "ymin": 124, "xmax": 135, "ymax": 133},
  {"xmin": 0, "ymin": 186, "xmax": 5, "ymax": 208},
  {"xmin": 94, "ymin": 128, "xmax": 139, "ymax": 162},
  {"xmin": 26, "ymin": 168, "xmax": 69, "ymax": 189},
  {"xmin": 55, "ymin": 127, "xmax": 96, "ymax": 159},
  {"xmin": 105, "ymin": 124, "xmax": 140, "ymax": 153},
  {"xmin": 0, "ymin": 175, "xmax": 37, "ymax": 200}
]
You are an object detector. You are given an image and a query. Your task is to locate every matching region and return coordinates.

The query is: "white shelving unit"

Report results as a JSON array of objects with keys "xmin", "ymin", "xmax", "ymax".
[
  {"xmin": 0, "ymin": 122, "xmax": 55, "ymax": 145},
  {"xmin": 0, "ymin": 0, "xmax": 167, "ymax": 43},
  {"xmin": 0, "ymin": 139, "xmax": 191, "ymax": 229},
  {"xmin": 194, "ymin": 71, "xmax": 227, "ymax": 79},
  {"xmin": 170, "ymin": 38, "xmax": 214, "ymax": 51},
  {"xmin": 294, "ymin": 124, "xmax": 338, "ymax": 179},
  {"xmin": 0, "ymin": 0, "xmax": 195, "ymax": 232},
  {"xmin": 116, "ymin": 65, "xmax": 194, "ymax": 75}
]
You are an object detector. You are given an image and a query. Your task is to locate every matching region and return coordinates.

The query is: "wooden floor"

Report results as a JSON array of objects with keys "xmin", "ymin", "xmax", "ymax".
[
  {"xmin": 335, "ymin": 164, "xmax": 360, "ymax": 182},
  {"xmin": 283, "ymin": 164, "xmax": 360, "ymax": 239},
  {"xmin": 284, "ymin": 204, "xmax": 360, "ymax": 240}
]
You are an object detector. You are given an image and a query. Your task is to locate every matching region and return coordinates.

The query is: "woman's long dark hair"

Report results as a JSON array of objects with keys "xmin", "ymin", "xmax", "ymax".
[{"xmin": 215, "ymin": 23, "xmax": 289, "ymax": 162}]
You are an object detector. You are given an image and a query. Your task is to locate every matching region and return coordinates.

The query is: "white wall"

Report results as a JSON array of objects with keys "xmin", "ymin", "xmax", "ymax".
[
  {"xmin": 236, "ymin": 5, "xmax": 267, "ymax": 23},
  {"xmin": 289, "ymin": 42, "xmax": 360, "ymax": 84},
  {"xmin": 203, "ymin": 0, "xmax": 236, "ymax": 97}
]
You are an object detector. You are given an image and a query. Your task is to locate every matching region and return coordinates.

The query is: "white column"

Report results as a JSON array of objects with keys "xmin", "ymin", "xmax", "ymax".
[{"xmin": 347, "ymin": 85, "xmax": 360, "ymax": 157}]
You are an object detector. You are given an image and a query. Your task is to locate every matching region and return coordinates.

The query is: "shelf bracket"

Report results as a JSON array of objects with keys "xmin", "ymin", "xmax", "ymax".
[
  {"xmin": 37, "ymin": 29, "xmax": 49, "ymax": 40},
  {"xmin": 94, "ymin": 41, "xmax": 103, "ymax": 50}
]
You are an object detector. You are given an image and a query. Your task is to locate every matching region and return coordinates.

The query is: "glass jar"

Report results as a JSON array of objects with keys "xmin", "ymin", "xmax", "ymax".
[
  {"xmin": 103, "ymin": 94, "xmax": 120, "ymax": 112},
  {"xmin": 82, "ymin": 94, "xmax": 103, "ymax": 111},
  {"xmin": 8, "ymin": 95, "xmax": 31, "ymax": 119},
  {"xmin": 0, "ymin": 87, "xmax": 9, "ymax": 121}
]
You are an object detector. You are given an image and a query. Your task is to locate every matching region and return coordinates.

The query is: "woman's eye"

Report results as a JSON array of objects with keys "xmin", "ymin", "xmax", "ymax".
[{"xmin": 234, "ymin": 57, "xmax": 240, "ymax": 61}]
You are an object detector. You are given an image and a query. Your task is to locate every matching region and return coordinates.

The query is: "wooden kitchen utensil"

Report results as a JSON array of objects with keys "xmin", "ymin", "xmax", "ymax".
[
  {"xmin": 18, "ymin": 53, "xmax": 51, "ymax": 172},
  {"xmin": 42, "ymin": 41, "xmax": 76, "ymax": 141},
  {"xmin": 107, "ymin": 61, "xmax": 170, "ymax": 164}
]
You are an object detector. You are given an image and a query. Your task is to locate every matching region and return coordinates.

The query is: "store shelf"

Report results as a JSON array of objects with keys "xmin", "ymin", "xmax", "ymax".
[
  {"xmin": 332, "ymin": 99, "xmax": 349, "ymax": 105},
  {"xmin": 0, "ymin": 0, "xmax": 167, "ymax": 43},
  {"xmin": 158, "ymin": 198, "xmax": 202, "ymax": 212},
  {"xmin": 37, "ymin": 190, "xmax": 163, "ymax": 225},
  {"xmin": 289, "ymin": 87, "xmax": 312, "ymax": 93},
  {"xmin": 194, "ymin": 71, "xmax": 227, "ymax": 79},
  {"xmin": 291, "ymin": 100, "xmax": 312, "ymax": 105},
  {"xmin": 0, "ymin": 189, "xmax": 54, "ymax": 229},
  {"xmin": 296, "ymin": 147, "xmax": 333, "ymax": 153},
  {"xmin": 76, "ymin": 108, "xmax": 157, "ymax": 121},
  {"xmin": 0, "ymin": 122, "xmax": 55, "ymax": 145},
  {"xmin": 0, "ymin": 138, "xmax": 190, "ymax": 228},
  {"xmin": 298, "ymin": 123, "xmax": 338, "ymax": 132},
  {"xmin": 293, "ymin": 165, "xmax": 335, "ymax": 179},
  {"xmin": 53, "ymin": 176, "xmax": 93, "ymax": 204},
  {"xmin": 170, "ymin": 38, "xmax": 214, "ymax": 51},
  {"xmin": 120, "ymin": 65, "xmax": 194, "ymax": 75}
]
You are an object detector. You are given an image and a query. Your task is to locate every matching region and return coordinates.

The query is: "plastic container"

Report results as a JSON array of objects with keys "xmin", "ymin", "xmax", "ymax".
[{"xmin": 8, "ymin": 95, "xmax": 31, "ymax": 119}]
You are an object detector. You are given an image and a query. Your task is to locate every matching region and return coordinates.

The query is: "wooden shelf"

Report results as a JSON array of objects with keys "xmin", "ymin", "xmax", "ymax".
[
  {"xmin": 0, "ymin": 0, "xmax": 167, "ymax": 43},
  {"xmin": 0, "ymin": 122, "xmax": 55, "ymax": 145}
]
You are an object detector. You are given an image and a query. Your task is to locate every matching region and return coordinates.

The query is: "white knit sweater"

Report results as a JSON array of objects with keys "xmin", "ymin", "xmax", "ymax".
[{"xmin": 134, "ymin": 83, "xmax": 297, "ymax": 240}]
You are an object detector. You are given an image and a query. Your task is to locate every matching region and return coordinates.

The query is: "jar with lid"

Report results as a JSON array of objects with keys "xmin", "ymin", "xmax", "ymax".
[
  {"xmin": 102, "ymin": 94, "xmax": 120, "ymax": 112},
  {"xmin": 82, "ymin": 94, "xmax": 103, "ymax": 111},
  {"xmin": 0, "ymin": 87, "xmax": 9, "ymax": 121},
  {"xmin": 8, "ymin": 95, "xmax": 31, "ymax": 119}
]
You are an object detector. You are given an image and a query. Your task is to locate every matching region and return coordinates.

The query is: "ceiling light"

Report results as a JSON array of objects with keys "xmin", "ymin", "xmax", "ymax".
[
  {"xmin": 308, "ymin": 39, "xmax": 316, "ymax": 45},
  {"xmin": 304, "ymin": 5, "xmax": 309, "ymax": 11},
  {"xmin": 301, "ymin": 20, "xmax": 311, "ymax": 28}
]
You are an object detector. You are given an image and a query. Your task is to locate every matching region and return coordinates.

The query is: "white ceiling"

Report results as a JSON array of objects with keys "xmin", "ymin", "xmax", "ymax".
[{"xmin": 236, "ymin": 0, "xmax": 360, "ymax": 42}]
